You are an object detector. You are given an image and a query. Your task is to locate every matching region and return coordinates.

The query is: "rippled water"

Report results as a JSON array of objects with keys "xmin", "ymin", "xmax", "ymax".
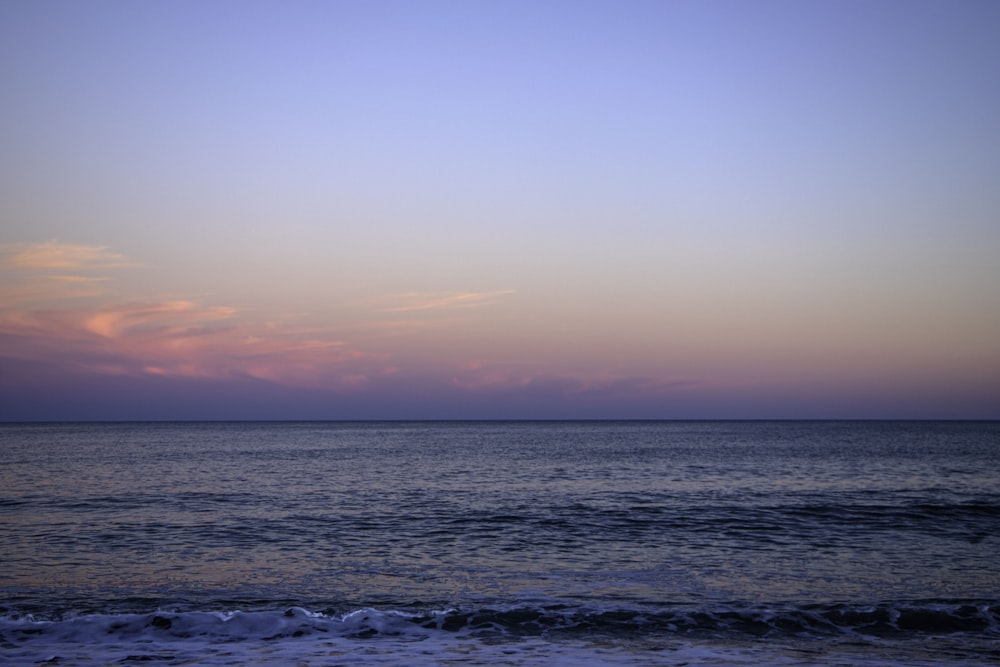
[{"xmin": 1, "ymin": 421, "xmax": 998, "ymax": 665}]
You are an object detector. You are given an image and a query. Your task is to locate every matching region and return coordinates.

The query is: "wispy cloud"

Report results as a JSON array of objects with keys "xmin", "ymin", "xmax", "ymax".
[
  {"xmin": 3, "ymin": 241, "xmax": 139, "ymax": 271},
  {"xmin": 82, "ymin": 300, "xmax": 237, "ymax": 338},
  {"xmin": 0, "ymin": 242, "xmax": 698, "ymax": 403},
  {"xmin": 377, "ymin": 290, "xmax": 515, "ymax": 313},
  {"xmin": 0, "ymin": 298, "xmax": 392, "ymax": 388},
  {"xmin": 0, "ymin": 242, "xmax": 403, "ymax": 389},
  {"xmin": 1, "ymin": 242, "xmax": 138, "ymax": 307}
]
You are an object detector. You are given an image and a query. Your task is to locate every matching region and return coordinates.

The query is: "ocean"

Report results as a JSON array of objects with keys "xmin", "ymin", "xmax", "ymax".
[{"xmin": 1, "ymin": 421, "xmax": 997, "ymax": 666}]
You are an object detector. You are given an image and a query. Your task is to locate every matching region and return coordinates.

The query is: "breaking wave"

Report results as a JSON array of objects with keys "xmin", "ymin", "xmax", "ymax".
[{"xmin": 4, "ymin": 600, "xmax": 998, "ymax": 645}]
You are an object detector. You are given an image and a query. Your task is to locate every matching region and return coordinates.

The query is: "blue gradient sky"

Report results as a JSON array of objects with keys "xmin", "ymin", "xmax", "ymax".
[{"xmin": 2, "ymin": 0, "xmax": 999, "ymax": 419}]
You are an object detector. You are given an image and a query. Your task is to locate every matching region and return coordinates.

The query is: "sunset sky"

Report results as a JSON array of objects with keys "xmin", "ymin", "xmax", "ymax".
[{"xmin": 2, "ymin": 0, "xmax": 998, "ymax": 420}]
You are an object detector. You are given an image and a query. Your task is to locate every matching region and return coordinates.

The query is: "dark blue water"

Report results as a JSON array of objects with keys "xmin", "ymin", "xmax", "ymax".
[{"xmin": 1, "ymin": 421, "xmax": 998, "ymax": 665}]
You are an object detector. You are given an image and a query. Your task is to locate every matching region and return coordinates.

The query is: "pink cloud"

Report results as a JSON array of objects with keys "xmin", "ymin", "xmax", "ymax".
[
  {"xmin": 0, "ymin": 299, "xmax": 393, "ymax": 389},
  {"xmin": 0, "ymin": 243, "xmax": 395, "ymax": 388},
  {"xmin": 1, "ymin": 242, "xmax": 715, "ymax": 408},
  {"xmin": 82, "ymin": 300, "xmax": 236, "ymax": 338}
]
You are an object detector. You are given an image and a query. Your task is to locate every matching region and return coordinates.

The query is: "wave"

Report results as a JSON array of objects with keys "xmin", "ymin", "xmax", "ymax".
[{"xmin": 3, "ymin": 601, "xmax": 998, "ymax": 646}]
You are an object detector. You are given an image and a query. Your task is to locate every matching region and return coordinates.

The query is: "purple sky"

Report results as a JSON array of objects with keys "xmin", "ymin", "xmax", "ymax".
[{"xmin": 2, "ymin": 1, "xmax": 999, "ymax": 420}]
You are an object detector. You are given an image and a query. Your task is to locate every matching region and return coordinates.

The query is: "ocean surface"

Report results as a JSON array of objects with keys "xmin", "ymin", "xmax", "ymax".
[{"xmin": 1, "ymin": 421, "xmax": 998, "ymax": 666}]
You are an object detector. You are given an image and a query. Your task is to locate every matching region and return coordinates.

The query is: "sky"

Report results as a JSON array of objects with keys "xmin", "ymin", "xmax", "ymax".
[{"xmin": 1, "ymin": 0, "xmax": 998, "ymax": 420}]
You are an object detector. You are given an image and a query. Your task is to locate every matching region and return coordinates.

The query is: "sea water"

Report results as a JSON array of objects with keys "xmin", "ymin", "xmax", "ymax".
[{"xmin": 1, "ymin": 421, "xmax": 997, "ymax": 666}]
